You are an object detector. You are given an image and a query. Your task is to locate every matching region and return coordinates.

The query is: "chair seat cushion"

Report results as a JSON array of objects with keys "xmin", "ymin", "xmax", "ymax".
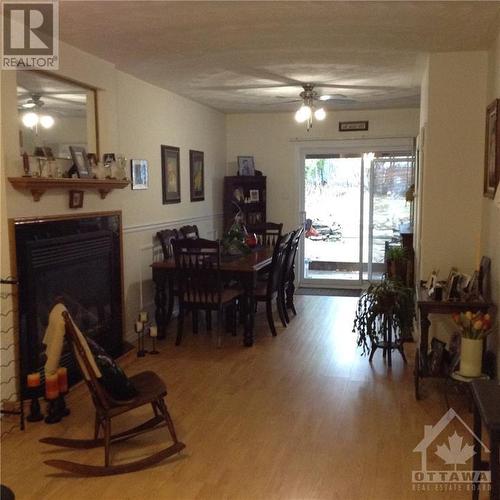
[{"xmin": 87, "ymin": 337, "xmax": 139, "ymax": 401}]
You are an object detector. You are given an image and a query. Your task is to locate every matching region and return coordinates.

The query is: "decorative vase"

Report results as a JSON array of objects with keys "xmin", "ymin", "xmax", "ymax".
[{"xmin": 460, "ymin": 337, "xmax": 483, "ymax": 377}]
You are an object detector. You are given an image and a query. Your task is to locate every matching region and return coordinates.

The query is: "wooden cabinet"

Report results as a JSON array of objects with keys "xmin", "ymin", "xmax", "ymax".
[{"xmin": 223, "ymin": 176, "xmax": 266, "ymax": 232}]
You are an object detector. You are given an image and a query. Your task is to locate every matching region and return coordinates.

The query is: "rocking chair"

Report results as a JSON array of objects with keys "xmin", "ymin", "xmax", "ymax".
[{"xmin": 40, "ymin": 310, "xmax": 185, "ymax": 476}]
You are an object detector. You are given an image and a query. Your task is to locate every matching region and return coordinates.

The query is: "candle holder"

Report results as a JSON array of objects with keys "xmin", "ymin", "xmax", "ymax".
[
  {"xmin": 26, "ymin": 391, "xmax": 44, "ymax": 422},
  {"xmin": 57, "ymin": 393, "xmax": 70, "ymax": 417},
  {"xmin": 135, "ymin": 317, "xmax": 148, "ymax": 357},
  {"xmin": 149, "ymin": 325, "xmax": 159, "ymax": 354},
  {"xmin": 44, "ymin": 399, "xmax": 62, "ymax": 424}
]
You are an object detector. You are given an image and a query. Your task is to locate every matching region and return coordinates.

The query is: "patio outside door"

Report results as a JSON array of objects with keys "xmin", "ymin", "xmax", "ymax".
[{"xmin": 299, "ymin": 142, "xmax": 414, "ymax": 288}]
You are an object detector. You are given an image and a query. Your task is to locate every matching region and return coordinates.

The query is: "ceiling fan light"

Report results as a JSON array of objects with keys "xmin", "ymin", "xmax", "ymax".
[
  {"xmin": 22, "ymin": 102, "xmax": 36, "ymax": 109},
  {"xmin": 314, "ymin": 108, "xmax": 326, "ymax": 121},
  {"xmin": 22, "ymin": 112, "xmax": 39, "ymax": 128},
  {"xmin": 295, "ymin": 105, "xmax": 311, "ymax": 123},
  {"xmin": 40, "ymin": 114, "xmax": 55, "ymax": 128}
]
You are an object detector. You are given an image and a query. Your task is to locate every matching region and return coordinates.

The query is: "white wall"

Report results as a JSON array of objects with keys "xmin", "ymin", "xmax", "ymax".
[
  {"xmin": 482, "ymin": 29, "xmax": 500, "ymax": 371},
  {"xmin": 418, "ymin": 51, "xmax": 488, "ymax": 279},
  {"xmin": 0, "ymin": 41, "xmax": 226, "ymax": 400},
  {"xmin": 226, "ymin": 108, "xmax": 420, "ymax": 232}
]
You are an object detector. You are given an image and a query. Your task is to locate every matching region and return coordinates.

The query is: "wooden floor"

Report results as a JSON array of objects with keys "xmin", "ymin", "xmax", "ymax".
[{"xmin": 1, "ymin": 296, "xmax": 488, "ymax": 499}]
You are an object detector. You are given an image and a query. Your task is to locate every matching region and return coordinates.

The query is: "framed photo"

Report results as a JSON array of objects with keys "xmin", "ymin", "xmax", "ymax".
[
  {"xmin": 339, "ymin": 121, "xmax": 369, "ymax": 132},
  {"xmin": 189, "ymin": 150, "xmax": 204, "ymax": 202},
  {"xmin": 238, "ymin": 156, "xmax": 255, "ymax": 176},
  {"xmin": 484, "ymin": 99, "xmax": 500, "ymax": 199},
  {"xmin": 69, "ymin": 146, "xmax": 90, "ymax": 178},
  {"xmin": 249, "ymin": 189, "xmax": 259, "ymax": 202},
  {"xmin": 161, "ymin": 145, "xmax": 180, "ymax": 204},
  {"xmin": 69, "ymin": 190, "xmax": 84, "ymax": 209},
  {"xmin": 103, "ymin": 153, "xmax": 116, "ymax": 166},
  {"xmin": 130, "ymin": 159, "xmax": 149, "ymax": 190}
]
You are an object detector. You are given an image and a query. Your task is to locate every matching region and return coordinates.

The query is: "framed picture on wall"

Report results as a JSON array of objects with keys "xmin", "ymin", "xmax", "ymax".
[
  {"xmin": 69, "ymin": 190, "xmax": 84, "ymax": 209},
  {"xmin": 130, "ymin": 159, "xmax": 149, "ymax": 190},
  {"xmin": 189, "ymin": 150, "xmax": 204, "ymax": 202},
  {"xmin": 161, "ymin": 145, "xmax": 181, "ymax": 204},
  {"xmin": 484, "ymin": 99, "xmax": 500, "ymax": 199}
]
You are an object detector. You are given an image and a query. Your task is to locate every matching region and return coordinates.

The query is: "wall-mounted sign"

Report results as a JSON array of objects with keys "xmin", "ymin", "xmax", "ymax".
[{"xmin": 338, "ymin": 121, "xmax": 369, "ymax": 132}]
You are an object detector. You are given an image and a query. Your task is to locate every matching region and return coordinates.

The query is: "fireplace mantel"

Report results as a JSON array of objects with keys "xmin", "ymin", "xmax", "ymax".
[{"xmin": 8, "ymin": 177, "xmax": 129, "ymax": 201}]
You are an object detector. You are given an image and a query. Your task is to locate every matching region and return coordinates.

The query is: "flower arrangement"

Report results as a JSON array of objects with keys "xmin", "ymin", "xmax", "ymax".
[{"xmin": 452, "ymin": 311, "xmax": 493, "ymax": 340}]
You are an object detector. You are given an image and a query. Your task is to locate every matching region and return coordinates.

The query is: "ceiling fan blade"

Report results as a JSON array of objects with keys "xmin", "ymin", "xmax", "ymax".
[{"xmin": 318, "ymin": 83, "xmax": 407, "ymax": 91}]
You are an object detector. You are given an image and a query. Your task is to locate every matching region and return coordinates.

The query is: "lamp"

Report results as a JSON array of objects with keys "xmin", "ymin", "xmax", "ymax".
[
  {"xmin": 21, "ymin": 111, "xmax": 55, "ymax": 129},
  {"xmin": 294, "ymin": 84, "xmax": 327, "ymax": 131}
]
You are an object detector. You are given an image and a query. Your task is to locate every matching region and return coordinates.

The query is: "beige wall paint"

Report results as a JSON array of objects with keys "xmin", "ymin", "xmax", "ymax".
[
  {"xmin": 419, "ymin": 51, "xmax": 488, "ymax": 279},
  {"xmin": 226, "ymin": 108, "xmax": 420, "ymax": 232},
  {"xmin": 483, "ymin": 29, "xmax": 500, "ymax": 371},
  {"xmin": 0, "ymin": 42, "xmax": 226, "ymax": 398}
]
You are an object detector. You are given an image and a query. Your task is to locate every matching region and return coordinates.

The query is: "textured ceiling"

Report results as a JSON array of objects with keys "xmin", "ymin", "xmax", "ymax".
[{"xmin": 59, "ymin": 1, "xmax": 500, "ymax": 113}]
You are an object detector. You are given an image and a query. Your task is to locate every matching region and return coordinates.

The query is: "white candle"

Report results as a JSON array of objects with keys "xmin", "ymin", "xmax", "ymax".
[
  {"xmin": 139, "ymin": 311, "xmax": 148, "ymax": 323},
  {"xmin": 149, "ymin": 326, "xmax": 157, "ymax": 337},
  {"xmin": 135, "ymin": 321, "xmax": 143, "ymax": 333}
]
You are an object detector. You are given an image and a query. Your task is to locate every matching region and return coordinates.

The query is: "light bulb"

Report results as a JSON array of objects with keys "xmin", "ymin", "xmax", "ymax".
[
  {"xmin": 40, "ymin": 115, "xmax": 55, "ymax": 128},
  {"xmin": 22, "ymin": 112, "xmax": 39, "ymax": 128},
  {"xmin": 295, "ymin": 105, "xmax": 312, "ymax": 123},
  {"xmin": 314, "ymin": 108, "xmax": 326, "ymax": 121}
]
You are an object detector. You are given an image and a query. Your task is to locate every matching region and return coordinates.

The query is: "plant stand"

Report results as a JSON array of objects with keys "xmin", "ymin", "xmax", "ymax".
[{"xmin": 368, "ymin": 313, "xmax": 408, "ymax": 367}]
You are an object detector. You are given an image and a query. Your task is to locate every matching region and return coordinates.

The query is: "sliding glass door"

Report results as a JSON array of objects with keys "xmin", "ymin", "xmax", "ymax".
[{"xmin": 300, "ymin": 143, "xmax": 414, "ymax": 288}]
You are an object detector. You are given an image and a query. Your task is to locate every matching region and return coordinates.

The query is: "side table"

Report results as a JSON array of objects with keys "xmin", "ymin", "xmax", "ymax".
[{"xmin": 471, "ymin": 379, "xmax": 500, "ymax": 500}]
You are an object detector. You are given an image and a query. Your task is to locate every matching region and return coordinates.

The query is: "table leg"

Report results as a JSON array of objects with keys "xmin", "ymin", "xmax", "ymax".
[
  {"xmin": 242, "ymin": 275, "xmax": 255, "ymax": 347},
  {"xmin": 419, "ymin": 312, "xmax": 431, "ymax": 375},
  {"xmin": 491, "ymin": 439, "xmax": 499, "ymax": 500},
  {"xmin": 473, "ymin": 403, "xmax": 482, "ymax": 500},
  {"xmin": 153, "ymin": 269, "xmax": 167, "ymax": 339},
  {"xmin": 166, "ymin": 276, "xmax": 174, "ymax": 325}
]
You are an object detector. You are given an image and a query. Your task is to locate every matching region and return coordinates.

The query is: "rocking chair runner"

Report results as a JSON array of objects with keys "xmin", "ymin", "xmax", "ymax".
[{"xmin": 40, "ymin": 310, "xmax": 185, "ymax": 476}]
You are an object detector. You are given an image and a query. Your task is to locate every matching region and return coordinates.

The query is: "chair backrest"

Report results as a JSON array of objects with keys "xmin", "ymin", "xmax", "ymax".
[
  {"xmin": 283, "ymin": 226, "xmax": 304, "ymax": 283},
  {"xmin": 172, "ymin": 238, "xmax": 222, "ymax": 305},
  {"xmin": 179, "ymin": 225, "xmax": 200, "ymax": 240},
  {"xmin": 266, "ymin": 231, "xmax": 293, "ymax": 295},
  {"xmin": 156, "ymin": 228, "xmax": 178, "ymax": 260},
  {"xmin": 246, "ymin": 222, "xmax": 283, "ymax": 248},
  {"xmin": 62, "ymin": 310, "xmax": 112, "ymax": 411}
]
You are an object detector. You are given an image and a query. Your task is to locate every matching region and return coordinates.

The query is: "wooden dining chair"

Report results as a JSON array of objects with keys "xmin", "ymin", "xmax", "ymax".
[
  {"xmin": 156, "ymin": 228, "xmax": 178, "ymax": 260},
  {"xmin": 246, "ymin": 222, "xmax": 283, "ymax": 248},
  {"xmin": 179, "ymin": 225, "xmax": 200, "ymax": 240},
  {"xmin": 279, "ymin": 226, "xmax": 304, "ymax": 323},
  {"xmin": 254, "ymin": 231, "xmax": 293, "ymax": 336},
  {"xmin": 173, "ymin": 238, "xmax": 244, "ymax": 347},
  {"xmin": 40, "ymin": 308, "xmax": 185, "ymax": 476}
]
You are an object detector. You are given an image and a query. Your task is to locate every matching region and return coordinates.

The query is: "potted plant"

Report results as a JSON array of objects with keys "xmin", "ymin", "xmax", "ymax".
[
  {"xmin": 386, "ymin": 245, "xmax": 407, "ymax": 281},
  {"xmin": 452, "ymin": 311, "xmax": 493, "ymax": 377},
  {"xmin": 353, "ymin": 278, "xmax": 415, "ymax": 357}
]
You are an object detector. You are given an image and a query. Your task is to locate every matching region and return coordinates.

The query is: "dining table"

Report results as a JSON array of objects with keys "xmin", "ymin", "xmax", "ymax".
[{"xmin": 151, "ymin": 246, "xmax": 274, "ymax": 346}]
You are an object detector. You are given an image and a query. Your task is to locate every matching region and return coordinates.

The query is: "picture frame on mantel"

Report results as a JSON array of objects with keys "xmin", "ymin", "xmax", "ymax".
[
  {"xmin": 161, "ymin": 145, "xmax": 181, "ymax": 204},
  {"xmin": 189, "ymin": 150, "xmax": 204, "ymax": 202},
  {"xmin": 130, "ymin": 159, "xmax": 149, "ymax": 190},
  {"xmin": 484, "ymin": 98, "xmax": 500, "ymax": 199}
]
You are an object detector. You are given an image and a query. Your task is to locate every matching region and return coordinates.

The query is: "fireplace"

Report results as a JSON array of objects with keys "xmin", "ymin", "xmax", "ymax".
[{"xmin": 12, "ymin": 212, "xmax": 124, "ymax": 397}]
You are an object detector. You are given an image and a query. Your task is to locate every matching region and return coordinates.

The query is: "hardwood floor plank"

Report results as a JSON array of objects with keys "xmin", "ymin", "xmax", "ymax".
[{"xmin": 0, "ymin": 296, "xmax": 482, "ymax": 499}]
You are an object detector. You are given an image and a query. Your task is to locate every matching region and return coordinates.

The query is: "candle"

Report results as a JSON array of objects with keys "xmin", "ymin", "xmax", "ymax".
[
  {"xmin": 45, "ymin": 373, "xmax": 59, "ymax": 400},
  {"xmin": 57, "ymin": 367, "xmax": 68, "ymax": 393},
  {"xmin": 149, "ymin": 326, "xmax": 157, "ymax": 337},
  {"xmin": 27, "ymin": 372, "xmax": 41, "ymax": 388},
  {"xmin": 139, "ymin": 311, "xmax": 148, "ymax": 323},
  {"xmin": 135, "ymin": 320, "xmax": 143, "ymax": 333}
]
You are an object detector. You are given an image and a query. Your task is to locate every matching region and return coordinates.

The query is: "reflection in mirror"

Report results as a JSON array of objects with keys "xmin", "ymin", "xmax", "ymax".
[{"xmin": 17, "ymin": 71, "xmax": 97, "ymax": 160}]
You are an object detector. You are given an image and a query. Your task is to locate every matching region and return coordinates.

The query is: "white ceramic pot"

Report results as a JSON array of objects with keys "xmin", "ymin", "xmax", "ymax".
[{"xmin": 460, "ymin": 337, "xmax": 483, "ymax": 377}]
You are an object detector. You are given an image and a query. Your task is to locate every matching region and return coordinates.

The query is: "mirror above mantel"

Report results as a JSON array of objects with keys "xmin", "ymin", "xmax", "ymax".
[{"xmin": 17, "ymin": 71, "xmax": 98, "ymax": 159}]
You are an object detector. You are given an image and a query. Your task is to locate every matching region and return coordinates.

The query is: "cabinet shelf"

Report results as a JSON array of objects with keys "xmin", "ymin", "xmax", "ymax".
[{"xmin": 8, "ymin": 177, "xmax": 129, "ymax": 202}]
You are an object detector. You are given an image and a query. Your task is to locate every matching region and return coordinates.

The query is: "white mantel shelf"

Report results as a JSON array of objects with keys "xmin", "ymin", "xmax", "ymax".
[{"xmin": 8, "ymin": 177, "xmax": 129, "ymax": 201}]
